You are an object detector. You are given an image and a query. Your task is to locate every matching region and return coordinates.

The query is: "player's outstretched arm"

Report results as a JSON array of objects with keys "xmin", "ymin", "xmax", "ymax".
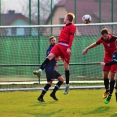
[
  {"xmin": 101, "ymin": 51, "xmax": 117, "ymax": 66},
  {"xmin": 82, "ymin": 42, "xmax": 98, "ymax": 55},
  {"xmin": 100, "ymin": 61, "xmax": 116, "ymax": 66}
]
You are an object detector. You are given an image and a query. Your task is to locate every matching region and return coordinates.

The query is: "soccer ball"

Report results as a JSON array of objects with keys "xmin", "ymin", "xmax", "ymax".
[{"xmin": 82, "ymin": 14, "xmax": 91, "ymax": 24}]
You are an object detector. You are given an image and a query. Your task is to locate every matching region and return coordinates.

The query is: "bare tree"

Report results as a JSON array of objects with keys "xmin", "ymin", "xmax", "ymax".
[
  {"xmin": 1, "ymin": 1, "xmax": 7, "ymax": 13},
  {"xmin": 17, "ymin": 0, "xmax": 61, "ymax": 24},
  {"xmin": 17, "ymin": 0, "xmax": 29, "ymax": 17},
  {"xmin": 32, "ymin": 0, "xmax": 50, "ymax": 24},
  {"xmin": 32, "ymin": 0, "xmax": 61, "ymax": 24}
]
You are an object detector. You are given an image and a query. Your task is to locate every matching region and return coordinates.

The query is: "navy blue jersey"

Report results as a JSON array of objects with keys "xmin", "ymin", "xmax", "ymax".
[
  {"xmin": 45, "ymin": 45, "xmax": 56, "ymax": 71},
  {"xmin": 105, "ymin": 51, "xmax": 117, "ymax": 66}
]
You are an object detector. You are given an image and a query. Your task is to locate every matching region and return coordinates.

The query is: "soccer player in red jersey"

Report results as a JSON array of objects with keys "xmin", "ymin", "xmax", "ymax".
[
  {"xmin": 82, "ymin": 28, "xmax": 117, "ymax": 103},
  {"xmin": 33, "ymin": 12, "xmax": 76, "ymax": 94},
  {"xmin": 100, "ymin": 50, "xmax": 117, "ymax": 103}
]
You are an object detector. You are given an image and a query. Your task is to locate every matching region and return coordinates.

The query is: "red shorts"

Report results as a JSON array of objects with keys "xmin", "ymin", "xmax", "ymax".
[
  {"xmin": 50, "ymin": 44, "xmax": 70, "ymax": 64},
  {"xmin": 103, "ymin": 64, "xmax": 117, "ymax": 73},
  {"xmin": 103, "ymin": 57, "xmax": 117, "ymax": 73}
]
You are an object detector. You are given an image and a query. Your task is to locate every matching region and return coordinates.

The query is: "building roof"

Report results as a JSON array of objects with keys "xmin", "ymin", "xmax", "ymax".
[
  {"xmin": 1, "ymin": 10, "xmax": 34, "ymax": 25},
  {"xmin": 46, "ymin": 0, "xmax": 117, "ymax": 24}
]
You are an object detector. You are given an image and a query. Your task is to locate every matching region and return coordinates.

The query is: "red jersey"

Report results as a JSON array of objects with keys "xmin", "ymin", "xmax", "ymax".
[
  {"xmin": 58, "ymin": 23, "xmax": 76, "ymax": 49},
  {"xmin": 96, "ymin": 34, "xmax": 117, "ymax": 62}
]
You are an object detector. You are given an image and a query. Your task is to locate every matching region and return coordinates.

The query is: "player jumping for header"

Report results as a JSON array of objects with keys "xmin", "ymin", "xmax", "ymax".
[{"xmin": 33, "ymin": 12, "xmax": 76, "ymax": 94}]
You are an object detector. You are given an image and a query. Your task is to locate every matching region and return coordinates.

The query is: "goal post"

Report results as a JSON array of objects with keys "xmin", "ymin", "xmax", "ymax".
[{"xmin": 0, "ymin": 22, "xmax": 117, "ymax": 91}]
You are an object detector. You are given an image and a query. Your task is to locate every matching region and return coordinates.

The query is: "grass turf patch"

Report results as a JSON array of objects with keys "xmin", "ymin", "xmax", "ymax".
[{"xmin": 0, "ymin": 89, "xmax": 117, "ymax": 117}]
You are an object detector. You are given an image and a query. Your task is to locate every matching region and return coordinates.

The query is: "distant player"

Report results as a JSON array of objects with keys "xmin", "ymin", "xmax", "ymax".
[
  {"xmin": 38, "ymin": 36, "xmax": 64, "ymax": 102},
  {"xmin": 33, "ymin": 12, "xmax": 76, "ymax": 94},
  {"xmin": 82, "ymin": 28, "xmax": 117, "ymax": 104},
  {"xmin": 101, "ymin": 51, "xmax": 117, "ymax": 103}
]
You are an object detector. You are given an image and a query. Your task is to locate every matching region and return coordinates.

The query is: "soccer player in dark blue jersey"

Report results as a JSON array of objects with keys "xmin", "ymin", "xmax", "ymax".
[
  {"xmin": 37, "ymin": 36, "xmax": 64, "ymax": 102},
  {"xmin": 100, "ymin": 50, "xmax": 117, "ymax": 103}
]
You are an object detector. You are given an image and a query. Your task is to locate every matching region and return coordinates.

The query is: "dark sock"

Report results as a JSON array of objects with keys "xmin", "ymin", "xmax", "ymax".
[
  {"xmin": 40, "ymin": 84, "xmax": 51, "ymax": 98},
  {"xmin": 104, "ymin": 78, "xmax": 109, "ymax": 91},
  {"xmin": 109, "ymin": 80, "xmax": 115, "ymax": 94},
  {"xmin": 40, "ymin": 58, "xmax": 50, "ymax": 70},
  {"xmin": 52, "ymin": 81, "xmax": 63, "ymax": 94},
  {"xmin": 115, "ymin": 81, "xmax": 117, "ymax": 101},
  {"xmin": 115, "ymin": 82, "xmax": 117, "ymax": 89},
  {"xmin": 65, "ymin": 70, "xmax": 70, "ymax": 84},
  {"xmin": 115, "ymin": 92, "xmax": 117, "ymax": 101}
]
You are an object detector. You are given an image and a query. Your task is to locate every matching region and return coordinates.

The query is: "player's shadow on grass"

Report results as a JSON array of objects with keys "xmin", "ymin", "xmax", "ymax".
[
  {"xmin": 34, "ymin": 109, "xmax": 62, "ymax": 117},
  {"xmin": 30, "ymin": 101, "xmax": 58, "ymax": 107},
  {"xmin": 81, "ymin": 106, "xmax": 110, "ymax": 115},
  {"xmin": 110, "ymin": 113, "xmax": 117, "ymax": 117}
]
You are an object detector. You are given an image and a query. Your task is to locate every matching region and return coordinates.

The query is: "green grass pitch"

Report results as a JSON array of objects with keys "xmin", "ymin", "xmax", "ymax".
[{"xmin": 0, "ymin": 89, "xmax": 117, "ymax": 117}]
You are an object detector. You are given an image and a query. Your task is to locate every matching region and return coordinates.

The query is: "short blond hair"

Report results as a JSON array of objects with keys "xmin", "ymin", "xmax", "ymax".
[
  {"xmin": 49, "ymin": 36, "xmax": 56, "ymax": 42},
  {"xmin": 66, "ymin": 12, "xmax": 75, "ymax": 22}
]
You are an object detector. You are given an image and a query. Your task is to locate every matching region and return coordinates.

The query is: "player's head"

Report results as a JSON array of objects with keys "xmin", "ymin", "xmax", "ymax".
[
  {"xmin": 101, "ymin": 28, "xmax": 109, "ymax": 40},
  {"xmin": 49, "ymin": 36, "xmax": 56, "ymax": 46},
  {"xmin": 64, "ymin": 12, "xmax": 75, "ymax": 24}
]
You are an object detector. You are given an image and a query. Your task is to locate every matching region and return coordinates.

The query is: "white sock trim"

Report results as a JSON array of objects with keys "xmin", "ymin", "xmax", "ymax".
[
  {"xmin": 38, "ymin": 69, "xmax": 42, "ymax": 73},
  {"xmin": 66, "ymin": 84, "xmax": 69, "ymax": 87}
]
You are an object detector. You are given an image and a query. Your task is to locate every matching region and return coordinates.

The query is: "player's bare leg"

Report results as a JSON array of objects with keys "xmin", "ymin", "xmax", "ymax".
[
  {"xmin": 33, "ymin": 53, "xmax": 55, "ymax": 76},
  {"xmin": 63, "ymin": 61, "xmax": 70, "ymax": 94}
]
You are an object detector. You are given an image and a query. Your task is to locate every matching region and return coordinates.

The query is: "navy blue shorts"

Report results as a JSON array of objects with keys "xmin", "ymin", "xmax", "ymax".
[{"xmin": 45, "ymin": 70, "xmax": 61, "ymax": 82}]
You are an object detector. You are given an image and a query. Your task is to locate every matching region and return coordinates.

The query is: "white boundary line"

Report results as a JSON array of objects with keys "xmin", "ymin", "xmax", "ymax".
[
  {"xmin": 0, "ymin": 80, "xmax": 103, "ymax": 85},
  {"xmin": 0, "ymin": 86, "xmax": 105, "ymax": 92}
]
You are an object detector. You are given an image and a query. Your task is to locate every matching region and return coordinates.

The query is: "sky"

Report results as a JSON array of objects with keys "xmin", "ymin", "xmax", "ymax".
[
  {"xmin": 2, "ymin": 0, "xmax": 28, "ymax": 13},
  {"xmin": 2, "ymin": 0, "xmax": 61, "ymax": 14},
  {"xmin": 1, "ymin": 0, "xmax": 60, "ymax": 13},
  {"xmin": 1, "ymin": 0, "xmax": 61, "ymax": 19}
]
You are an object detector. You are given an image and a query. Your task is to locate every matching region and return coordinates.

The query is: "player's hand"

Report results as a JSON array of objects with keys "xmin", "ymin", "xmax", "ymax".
[
  {"xmin": 55, "ymin": 63, "xmax": 59, "ymax": 68},
  {"xmin": 55, "ymin": 57, "xmax": 61, "ymax": 61},
  {"xmin": 100, "ymin": 62, "xmax": 105, "ymax": 66},
  {"xmin": 82, "ymin": 48, "xmax": 88, "ymax": 55},
  {"xmin": 67, "ymin": 48, "xmax": 71, "ymax": 55}
]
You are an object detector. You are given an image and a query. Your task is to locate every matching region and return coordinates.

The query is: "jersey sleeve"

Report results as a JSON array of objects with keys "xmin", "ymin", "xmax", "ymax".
[
  {"xmin": 112, "ymin": 51, "xmax": 117, "ymax": 62},
  {"xmin": 105, "ymin": 51, "xmax": 117, "ymax": 66},
  {"xmin": 112, "ymin": 35, "xmax": 117, "ymax": 40},
  {"xmin": 69, "ymin": 25, "xmax": 76, "ymax": 49},
  {"xmin": 96, "ymin": 38, "xmax": 102, "ymax": 45},
  {"xmin": 46, "ymin": 46, "xmax": 52, "ymax": 56},
  {"xmin": 46, "ymin": 48, "xmax": 50, "ymax": 56},
  {"xmin": 105, "ymin": 61, "xmax": 116, "ymax": 66}
]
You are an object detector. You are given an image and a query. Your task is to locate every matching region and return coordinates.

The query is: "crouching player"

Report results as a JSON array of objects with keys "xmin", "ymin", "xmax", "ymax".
[
  {"xmin": 37, "ymin": 36, "xmax": 64, "ymax": 102},
  {"xmin": 100, "ymin": 50, "xmax": 117, "ymax": 104}
]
